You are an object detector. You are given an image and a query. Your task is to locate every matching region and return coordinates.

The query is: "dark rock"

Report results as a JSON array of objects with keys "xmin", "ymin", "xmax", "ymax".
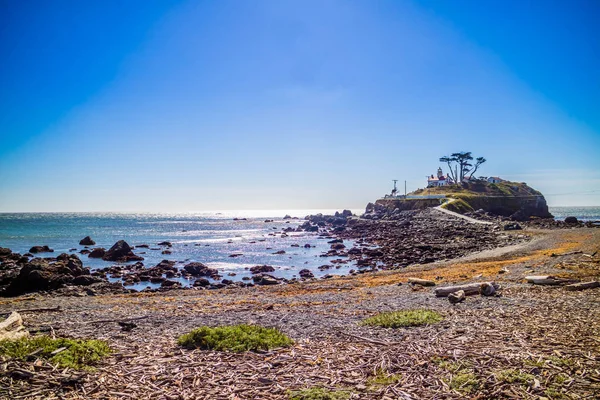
[
  {"xmin": 330, "ymin": 243, "xmax": 346, "ymax": 250},
  {"xmin": 564, "ymin": 216, "xmax": 578, "ymax": 224},
  {"xmin": 193, "ymin": 278, "xmax": 210, "ymax": 287},
  {"xmin": 252, "ymin": 274, "xmax": 279, "ymax": 285},
  {"xmin": 88, "ymin": 248, "xmax": 106, "ymax": 258},
  {"xmin": 157, "ymin": 241, "xmax": 172, "ymax": 247},
  {"xmin": 272, "ymin": 250, "xmax": 286, "ymax": 255},
  {"xmin": 102, "ymin": 240, "xmax": 144, "ymax": 262},
  {"xmin": 29, "ymin": 246, "xmax": 53, "ymax": 254},
  {"xmin": 183, "ymin": 262, "xmax": 220, "ymax": 278},
  {"xmin": 160, "ymin": 279, "xmax": 181, "ymax": 288},
  {"xmin": 250, "ymin": 265, "xmax": 275, "ymax": 274},
  {"xmin": 503, "ymin": 223, "xmax": 522, "ymax": 231},
  {"xmin": 79, "ymin": 236, "xmax": 96, "ymax": 246},
  {"xmin": 298, "ymin": 269, "xmax": 314, "ymax": 278},
  {"xmin": 72, "ymin": 275, "xmax": 103, "ymax": 286}
]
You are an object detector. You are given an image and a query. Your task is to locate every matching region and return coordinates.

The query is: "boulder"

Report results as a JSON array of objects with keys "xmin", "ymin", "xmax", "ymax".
[
  {"xmin": 183, "ymin": 262, "xmax": 219, "ymax": 278},
  {"xmin": 102, "ymin": 240, "xmax": 144, "ymax": 262},
  {"xmin": 250, "ymin": 265, "xmax": 275, "ymax": 274},
  {"xmin": 503, "ymin": 223, "xmax": 522, "ymax": 231},
  {"xmin": 299, "ymin": 269, "xmax": 314, "ymax": 278},
  {"xmin": 193, "ymin": 278, "xmax": 210, "ymax": 287},
  {"xmin": 79, "ymin": 236, "xmax": 96, "ymax": 246},
  {"xmin": 88, "ymin": 248, "xmax": 106, "ymax": 258},
  {"xmin": 564, "ymin": 216, "xmax": 578, "ymax": 224},
  {"xmin": 29, "ymin": 246, "xmax": 53, "ymax": 254},
  {"xmin": 252, "ymin": 274, "xmax": 279, "ymax": 285}
]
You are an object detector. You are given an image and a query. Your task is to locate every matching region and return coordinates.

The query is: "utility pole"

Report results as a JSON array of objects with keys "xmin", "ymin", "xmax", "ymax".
[
  {"xmin": 404, "ymin": 180, "xmax": 407, "ymax": 197},
  {"xmin": 392, "ymin": 179, "xmax": 398, "ymax": 196}
]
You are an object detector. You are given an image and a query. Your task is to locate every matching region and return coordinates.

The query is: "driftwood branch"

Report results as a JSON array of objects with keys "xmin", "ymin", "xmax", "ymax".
[
  {"xmin": 564, "ymin": 281, "xmax": 600, "ymax": 291},
  {"xmin": 13, "ymin": 306, "xmax": 62, "ymax": 314},
  {"xmin": 408, "ymin": 278, "xmax": 436, "ymax": 287},
  {"xmin": 434, "ymin": 282, "xmax": 498, "ymax": 297},
  {"xmin": 525, "ymin": 276, "xmax": 578, "ymax": 286},
  {"xmin": 84, "ymin": 315, "xmax": 150, "ymax": 325}
]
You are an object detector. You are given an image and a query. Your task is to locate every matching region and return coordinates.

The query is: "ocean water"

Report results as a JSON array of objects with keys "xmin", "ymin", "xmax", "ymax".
[
  {"xmin": 0, "ymin": 210, "xmax": 361, "ymax": 290},
  {"xmin": 549, "ymin": 206, "xmax": 600, "ymax": 222}
]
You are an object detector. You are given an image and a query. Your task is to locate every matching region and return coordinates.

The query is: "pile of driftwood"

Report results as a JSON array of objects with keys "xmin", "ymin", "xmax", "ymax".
[{"xmin": 408, "ymin": 277, "xmax": 499, "ymax": 304}]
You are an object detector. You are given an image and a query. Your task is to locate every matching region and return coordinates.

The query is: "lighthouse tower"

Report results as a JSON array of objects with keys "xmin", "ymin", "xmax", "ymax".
[{"xmin": 437, "ymin": 167, "xmax": 443, "ymax": 179}]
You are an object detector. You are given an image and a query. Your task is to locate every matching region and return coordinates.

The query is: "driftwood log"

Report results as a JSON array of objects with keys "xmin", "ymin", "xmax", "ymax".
[
  {"xmin": 0, "ymin": 311, "xmax": 29, "ymax": 341},
  {"xmin": 448, "ymin": 290, "xmax": 466, "ymax": 304},
  {"xmin": 564, "ymin": 281, "xmax": 600, "ymax": 291},
  {"xmin": 434, "ymin": 282, "xmax": 498, "ymax": 297},
  {"xmin": 525, "ymin": 276, "xmax": 578, "ymax": 286},
  {"xmin": 408, "ymin": 278, "xmax": 436, "ymax": 287}
]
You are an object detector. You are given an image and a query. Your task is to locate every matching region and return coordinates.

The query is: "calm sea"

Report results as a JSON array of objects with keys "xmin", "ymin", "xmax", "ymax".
[
  {"xmin": 548, "ymin": 206, "xmax": 600, "ymax": 222},
  {"xmin": 0, "ymin": 210, "xmax": 360, "ymax": 289}
]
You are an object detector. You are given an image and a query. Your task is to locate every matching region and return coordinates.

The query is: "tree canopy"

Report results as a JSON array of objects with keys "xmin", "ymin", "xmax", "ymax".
[{"xmin": 439, "ymin": 152, "xmax": 486, "ymax": 183}]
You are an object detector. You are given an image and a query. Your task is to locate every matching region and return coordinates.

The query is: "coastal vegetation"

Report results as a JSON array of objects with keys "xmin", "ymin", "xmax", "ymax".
[
  {"xmin": 0, "ymin": 335, "xmax": 110, "ymax": 370},
  {"xmin": 177, "ymin": 324, "xmax": 293, "ymax": 352},
  {"xmin": 362, "ymin": 309, "xmax": 443, "ymax": 328}
]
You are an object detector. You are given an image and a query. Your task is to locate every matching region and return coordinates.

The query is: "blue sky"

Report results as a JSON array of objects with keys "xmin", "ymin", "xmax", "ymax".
[{"xmin": 1, "ymin": 0, "xmax": 598, "ymax": 211}]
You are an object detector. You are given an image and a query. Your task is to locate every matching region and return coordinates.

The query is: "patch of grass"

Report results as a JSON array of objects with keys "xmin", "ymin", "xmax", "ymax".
[
  {"xmin": 362, "ymin": 309, "xmax": 443, "ymax": 328},
  {"xmin": 495, "ymin": 368, "xmax": 534, "ymax": 385},
  {"xmin": 544, "ymin": 388, "xmax": 569, "ymax": 399},
  {"xmin": 447, "ymin": 371, "xmax": 480, "ymax": 394},
  {"xmin": 177, "ymin": 324, "xmax": 293, "ymax": 352},
  {"xmin": 553, "ymin": 374, "xmax": 570, "ymax": 385},
  {"xmin": 442, "ymin": 198, "xmax": 474, "ymax": 214},
  {"xmin": 432, "ymin": 357, "xmax": 471, "ymax": 373},
  {"xmin": 288, "ymin": 388, "xmax": 351, "ymax": 400},
  {"xmin": 546, "ymin": 356, "xmax": 575, "ymax": 369},
  {"xmin": 367, "ymin": 368, "xmax": 402, "ymax": 386},
  {"xmin": 0, "ymin": 335, "xmax": 110, "ymax": 370}
]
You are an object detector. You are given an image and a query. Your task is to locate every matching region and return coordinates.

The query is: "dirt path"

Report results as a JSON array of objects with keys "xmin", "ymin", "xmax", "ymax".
[
  {"xmin": 1, "ymin": 228, "xmax": 599, "ymax": 400},
  {"xmin": 433, "ymin": 200, "xmax": 493, "ymax": 225}
]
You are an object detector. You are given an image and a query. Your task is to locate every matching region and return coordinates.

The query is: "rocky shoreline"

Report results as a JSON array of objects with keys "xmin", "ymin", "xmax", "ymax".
[{"xmin": 0, "ymin": 208, "xmax": 532, "ymax": 298}]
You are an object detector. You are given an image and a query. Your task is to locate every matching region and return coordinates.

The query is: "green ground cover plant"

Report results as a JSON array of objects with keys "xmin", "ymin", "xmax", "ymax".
[
  {"xmin": 288, "ymin": 387, "xmax": 351, "ymax": 400},
  {"xmin": 362, "ymin": 309, "xmax": 443, "ymax": 328},
  {"xmin": 0, "ymin": 335, "xmax": 110, "ymax": 370},
  {"xmin": 177, "ymin": 324, "xmax": 293, "ymax": 352}
]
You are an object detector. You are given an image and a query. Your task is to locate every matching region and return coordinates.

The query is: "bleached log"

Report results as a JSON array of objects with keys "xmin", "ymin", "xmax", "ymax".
[
  {"xmin": 525, "ymin": 276, "xmax": 577, "ymax": 286},
  {"xmin": 448, "ymin": 290, "xmax": 465, "ymax": 304},
  {"xmin": 408, "ymin": 278, "xmax": 436, "ymax": 287},
  {"xmin": 564, "ymin": 281, "xmax": 600, "ymax": 291},
  {"xmin": 0, "ymin": 311, "xmax": 29, "ymax": 341},
  {"xmin": 434, "ymin": 282, "xmax": 498, "ymax": 297}
]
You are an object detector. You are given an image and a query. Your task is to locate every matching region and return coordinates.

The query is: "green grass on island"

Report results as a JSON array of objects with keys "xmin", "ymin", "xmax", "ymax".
[
  {"xmin": 288, "ymin": 387, "xmax": 351, "ymax": 400},
  {"xmin": 362, "ymin": 309, "xmax": 443, "ymax": 328},
  {"xmin": 0, "ymin": 335, "xmax": 111, "ymax": 370},
  {"xmin": 177, "ymin": 324, "xmax": 293, "ymax": 352}
]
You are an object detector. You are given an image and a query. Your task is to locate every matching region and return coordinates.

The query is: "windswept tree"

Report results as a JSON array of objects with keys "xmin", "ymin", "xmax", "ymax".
[{"xmin": 439, "ymin": 152, "xmax": 486, "ymax": 183}]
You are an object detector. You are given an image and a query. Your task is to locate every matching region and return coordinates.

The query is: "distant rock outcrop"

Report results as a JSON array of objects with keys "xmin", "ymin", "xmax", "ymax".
[
  {"xmin": 79, "ymin": 236, "xmax": 96, "ymax": 246},
  {"xmin": 29, "ymin": 246, "xmax": 54, "ymax": 254}
]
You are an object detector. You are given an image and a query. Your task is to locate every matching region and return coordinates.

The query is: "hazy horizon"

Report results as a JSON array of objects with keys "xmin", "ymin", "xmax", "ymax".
[{"xmin": 1, "ymin": 0, "xmax": 599, "ymax": 212}]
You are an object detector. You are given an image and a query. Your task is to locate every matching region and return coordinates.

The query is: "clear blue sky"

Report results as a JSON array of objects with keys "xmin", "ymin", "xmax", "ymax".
[{"xmin": 1, "ymin": 0, "xmax": 598, "ymax": 211}]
